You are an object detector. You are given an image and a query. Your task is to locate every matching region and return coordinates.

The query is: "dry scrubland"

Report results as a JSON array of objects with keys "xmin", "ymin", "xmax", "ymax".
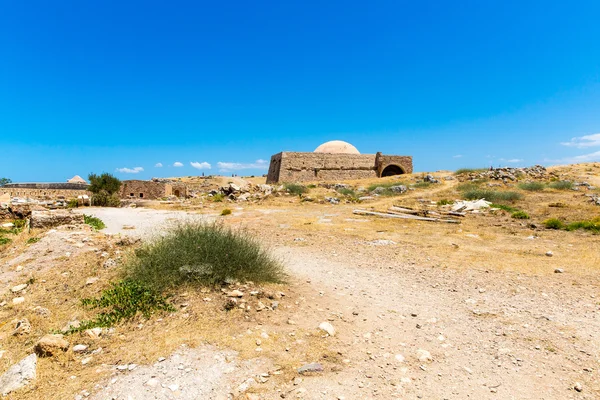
[{"xmin": 0, "ymin": 162, "xmax": 599, "ymax": 399}]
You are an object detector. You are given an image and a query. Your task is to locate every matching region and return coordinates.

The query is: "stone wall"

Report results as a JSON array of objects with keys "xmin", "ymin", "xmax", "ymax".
[
  {"xmin": 266, "ymin": 152, "xmax": 413, "ymax": 183},
  {"xmin": 120, "ymin": 180, "xmax": 188, "ymax": 199},
  {"xmin": 0, "ymin": 187, "xmax": 90, "ymax": 199}
]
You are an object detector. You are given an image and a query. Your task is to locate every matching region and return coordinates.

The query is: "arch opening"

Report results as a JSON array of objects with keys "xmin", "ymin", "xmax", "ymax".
[
  {"xmin": 174, "ymin": 189, "xmax": 180, "ymax": 197},
  {"xmin": 380, "ymin": 164, "xmax": 405, "ymax": 177}
]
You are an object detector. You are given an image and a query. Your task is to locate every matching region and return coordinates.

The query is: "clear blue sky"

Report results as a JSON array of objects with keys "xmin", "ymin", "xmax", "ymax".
[{"xmin": 2, "ymin": 1, "xmax": 600, "ymax": 181}]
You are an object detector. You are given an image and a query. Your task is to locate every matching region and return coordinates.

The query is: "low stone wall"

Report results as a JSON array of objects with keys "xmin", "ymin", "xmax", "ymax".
[
  {"xmin": 0, "ymin": 188, "xmax": 90, "ymax": 199},
  {"xmin": 120, "ymin": 180, "xmax": 167, "ymax": 200}
]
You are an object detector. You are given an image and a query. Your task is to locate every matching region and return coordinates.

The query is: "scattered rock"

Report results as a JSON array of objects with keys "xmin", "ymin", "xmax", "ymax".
[
  {"xmin": 12, "ymin": 297, "xmax": 25, "ymax": 305},
  {"xmin": 545, "ymin": 251, "xmax": 554, "ymax": 257},
  {"xmin": 10, "ymin": 284, "xmax": 28, "ymax": 293},
  {"xmin": 85, "ymin": 277, "xmax": 99, "ymax": 285},
  {"xmin": 35, "ymin": 334, "xmax": 70, "ymax": 356},
  {"xmin": 417, "ymin": 349, "xmax": 433, "ymax": 362},
  {"xmin": 226, "ymin": 290, "xmax": 244, "ymax": 298},
  {"xmin": 0, "ymin": 354, "xmax": 37, "ymax": 396},
  {"xmin": 318, "ymin": 322, "xmax": 336, "ymax": 336},
  {"xmin": 574, "ymin": 382, "xmax": 583, "ymax": 392},
  {"xmin": 12, "ymin": 319, "xmax": 31, "ymax": 336},
  {"xmin": 33, "ymin": 306, "xmax": 51, "ymax": 317},
  {"xmin": 297, "ymin": 363, "xmax": 324, "ymax": 374},
  {"xmin": 554, "ymin": 268, "xmax": 564, "ymax": 274},
  {"xmin": 72, "ymin": 344, "xmax": 88, "ymax": 353}
]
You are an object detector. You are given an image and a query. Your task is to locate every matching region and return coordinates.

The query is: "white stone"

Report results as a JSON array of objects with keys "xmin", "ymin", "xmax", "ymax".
[
  {"xmin": 395, "ymin": 354, "xmax": 405, "ymax": 363},
  {"xmin": 12, "ymin": 297, "xmax": 25, "ymax": 305},
  {"xmin": 73, "ymin": 345, "xmax": 88, "ymax": 353},
  {"xmin": 417, "ymin": 349, "xmax": 433, "ymax": 362},
  {"xmin": 10, "ymin": 284, "xmax": 27, "ymax": 293},
  {"xmin": 145, "ymin": 378, "xmax": 160, "ymax": 387},
  {"xmin": 318, "ymin": 322, "xmax": 336, "ymax": 336},
  {"xmin": 0, "ymin": 354, "xmax": 37, "ymax": 396}
]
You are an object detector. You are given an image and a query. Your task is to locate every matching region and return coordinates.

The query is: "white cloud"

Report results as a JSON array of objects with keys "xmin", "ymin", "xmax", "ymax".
[
  {"xmin": 547, "ymin": 150, "xmax": 600, "ymax": 164},
  {"xmin": 453, "ymin": 155, "xmax": 462, "ymax": 158},
  {"xmin": 155, "ymin": 163, "xmax": 163, "ymax": 168},
  {"xmin": 173, "ymin": 162, "xmax": 184, "ymax": 167},
  {"xmin": 500, "ymin": 158, "xmax": 523, "ymax": 163},
  {"xmin": 116, "ymin": 167, "xmax": 144, "ymax": 174},
  {"xmin": 190, "ymin": 161, "xmax": 211, "ymax": 170},
  {"xmin": 217, "ymin": 159, "xmax": 268, "ymax": 172},
  {"xmin": 560, "ymin": 133, "xmax": 600, "ymax": 148}
]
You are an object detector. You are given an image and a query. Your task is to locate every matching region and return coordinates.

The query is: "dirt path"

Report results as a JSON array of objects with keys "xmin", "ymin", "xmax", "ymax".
[{"xmin": 76, "ymin": 207, "xmax": 600, "ymax": 399}]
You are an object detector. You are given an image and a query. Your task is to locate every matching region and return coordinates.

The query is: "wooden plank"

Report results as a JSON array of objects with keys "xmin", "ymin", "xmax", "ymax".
[{"xmin": 353, "ymin": 209, "xmax": 460, "ymax": 224}]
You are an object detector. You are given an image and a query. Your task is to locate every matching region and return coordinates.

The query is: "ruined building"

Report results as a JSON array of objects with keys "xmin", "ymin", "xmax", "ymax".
[
  {"xmin": 266, "ymin": 140, "xmax": 413, "ymax": 183},
  {"xmin": 0, "ymin": 176, "xmax": 90, "ymax": 199},
  {"xmin": 120, "ymin": 180, "xmax": 188, "ymax": 200}
]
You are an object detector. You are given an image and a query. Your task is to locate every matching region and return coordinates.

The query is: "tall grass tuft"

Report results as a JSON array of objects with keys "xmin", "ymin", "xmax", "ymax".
[
  {"xmin": 284, "ymin": 183, "xmax": 308, "ymax": 196},
  {"xmin": 462, "ymin": 189, "xmax": 522, "ymax": 202},
  {"xmin": 548, "ymin": 180, "xmax": 573, "ymax": 190},
  {"xmin": 518, "ymin": 182, "xmax": 545, "ymax": 191},
  {"xmin": 455, "ymin": 168, "xmax": 487, "ymax": 175},
  {"xmin": 84, "ymin": 214, "xmax": 106, "ymax": 230},
  {"xmin": 127, "ymin": 222, "xmax": 285, "ymax": 290}
]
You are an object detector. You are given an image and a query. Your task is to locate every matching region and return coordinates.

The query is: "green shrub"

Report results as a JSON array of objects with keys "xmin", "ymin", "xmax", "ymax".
[
  {"xmin": 284, "ymin": 183, "xmax": 308, "ymax": 196},
  {"xmin": 0, "ymin": 237, "xmax": 11, "ymax": 245},
  {"xmin": 518, "ymin": 182, "xmax": 545, "ymax": 191},
  {"xmin": 337, "ymin": 188, "xmax": 356, "ymax": 197},
  {"xmin": 84, "ymin": 214, "xmax": 106, "ymax": 230},
  {"xmin": 67, "ymin": 280, "xmax": 174, "ymax": 333},
  {"xmin": 88, "ymin": 172, "xmax": 121, "ymax": 195},
  {"xmin": 127, "ymin": 222, "xmax": 284, "ymax": 290},
  {"xmin": 437, "ymin": 199, "xmax": 453, "ymax": 206},
  {"xmin": 67, "ymin": 199, "xmax": 79, "ymax": 208},
  {"xmin": 455, "ymin": 168, "xmax": 487, "ymax": 175},
  {"xmin": 211, "ymin": 193, "xmax": 225, "ymax": 202},
  {"xmin": 548, "ymin": 181, "xmax": 573, "ymax": 190},
  {"xmin": 91, "ymin": 191, "xmax": 121, "ymax": 207},
  {"xmin": 307, "ymin": 184, "xmax": 317, "ymax": 189},
  {"xmin": 456, "ymin": 182, "xmax": 480, "ymax": 192},
  {"xmin": 221, "ymin": 208, "xmax": 232, "ymax": 216},
  {"xmin": 511, "ymin": 211, "xmax": 530, "ymax": 219},
  {"xmin": 565, "ymin": 219, "xmax": 600, "ymax": 233},
  {"xmin": 462, "ymin": 189, "xmax": 522, "ymax": 202},
  {"xmin": 26, "ymin": 237, "xmax": 40, "ymax": 244},
  {"xmin": 367, "ymin": 181, "xmax": 408, "ymax": 191},
  {"xmin": 543, "ymin": 218, "xmax": 565, "ymax": 230}
]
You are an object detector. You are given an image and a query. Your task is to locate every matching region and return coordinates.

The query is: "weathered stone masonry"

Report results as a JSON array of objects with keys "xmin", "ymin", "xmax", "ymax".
[
  {"xmin": 0, "ymin": 183, "xmax": 90, "ymax": 199},
  {"xmin": 120, "ymin": 180, "xmax": 188, "ymax": 200},
  {"xmin": 266, "ymin": 152, "xmax": 413, "ymax": 183}
]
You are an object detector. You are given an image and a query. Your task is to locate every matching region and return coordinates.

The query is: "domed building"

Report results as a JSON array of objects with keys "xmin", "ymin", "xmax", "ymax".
[{"xmin": 266, "ymin": 140, "xmax": 412, "ymax": 183}]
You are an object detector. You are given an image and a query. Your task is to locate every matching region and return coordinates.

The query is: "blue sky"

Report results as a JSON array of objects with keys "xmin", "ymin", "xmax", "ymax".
[{"xmin": 2, "ymin": 1, "xmax": 600, "ymax": 182}]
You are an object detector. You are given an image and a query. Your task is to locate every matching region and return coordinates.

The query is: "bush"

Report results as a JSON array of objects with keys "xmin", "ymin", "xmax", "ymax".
[
  {"xmin": 67, "ymin": 280, "xmax": 174, "ymax": 333},
  {"xmin": 0, "ymin": 237, "xmax": 11, "ymax": 245},
  {"xmin": 127, "ymin": 222, "xmax": 284, "ymax": 290},
  {"xmin": 84, "ymin": 214, "xmax": 106, "ymax": 230},
  {"xmin": 437, "ymin": 199, "xmax": 453, "ymax": 206},
  {"xmin": 221, "ymin": 208, "xmax": 232, "ymax": 216},
  {"xmin": 26, "ymin": 237, "xmax": 40, "ymax": 244},
  {"xmin": 548, "ymin": 181, "xmax": 573, "ymax": 190},
  {"xmin": 211, "ymin": 193, "xmax": 225, "ymax": 202},
  {"xmin": 462, "ymin": 189, "xmax": 522, "ymax": 202},
  {"xmin": 337, "ymin": 188, "xmax": 356, "ymax": 197},
  {"xmin": 511, "ymin": 211, "xmax": 530, "ymax": 219},
  {"xmin": 67, "ymin": 199, "xmax": 79, "ymax": 208},
  {"xmin": 565, "ymin": 219, "xmax": 600, "ymax": 233},
  {"xmin": 284, "ymin": 183, "xmax": 308, "ymax": 196},
  {"xmin": 543, "ymin": 218, "xmax": 565, "ymax": 230},
  {"xmin": 518, "ymin": 182, "xmax": 545, "ymax": 191},
  {"xmin": 91, "ymin": 191, "xmax": 121, "ymax": 207}
]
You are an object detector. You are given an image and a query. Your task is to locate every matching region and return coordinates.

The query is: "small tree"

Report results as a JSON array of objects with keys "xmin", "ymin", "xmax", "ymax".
[
  {"xmin": 88, "ymin": 173, "xmax": 121, "ymax": 194},
  {"xmin": 88, "ymin": 173, "xmax": 121, "ymax": 207},
  {"xmin": 0, "ymin": 178, "xmax": 11, "ymax": 187}
]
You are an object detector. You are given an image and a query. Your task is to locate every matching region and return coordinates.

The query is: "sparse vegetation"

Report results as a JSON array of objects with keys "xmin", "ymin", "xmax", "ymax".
[
  {"xmin": 518, "ymin": 182, "xmax": 545, "ymax": 191},
  {"xmin": 221, "ymin": 208, "xmax": 232, "ymax": 216},
  {"xmin": 437, "ymin": 199, "xmax": 453, "ymax": 206},
  {"xmin": 548, "ymin": 180, "xmax": 573, "ymax": 190},
  {"xmin": 0, "ymin": 177, "xmax": 11, "ymax": 187},
  {"xmin": 490, "ymin": 203, "xmax": 519, "ymax": 212},
  {"xmin": 511, "ymin": 211, "xmax": 530, "ymax": 219},
  {"xmin": 67, "ymin": 199, "xmax": 79, "ymax": 208},
  {"xmin": 543, "ymin": 218, "xmax": 565, "ymax": 230},
  {"xmin": 367, "ymin": 181, "xmax": 407, "ymax": 191},
  {"xmin": 461, "ymin": 189, "xmax": 522, "ymax": 202},
  {"xmin": 336, "ymin": 187, "xmax": 356, "ymax": 197},
  {"xmin": 412, "ymin": 182, "xmax": 432, "ymax": 189},
  {"xmin": 284, "ymin": 183, "xmax": 308, "ymax": 196},
  {"xmin": 211, "ymin": 193, "xmax": 225, "ymax": 202},
  {"xmin": 127, "ymin": 222, "xmax": 284, "ymax": 291},
  {"xmin": 565, "ymin": 218, "xmax": 600, "ymax": 233},
  {"xmin": 84, "ymin": 214, "xmax": 106, "ymax": 230},
  {"xmin": 26, "ymin": 237, "xmax": 40, "ymax": 244},
  {"xmin": 67, "ymin": 280, "xmax": 175, "ymax": 333},
  {"xmin": 455, "ymin": 168, "xmax": 487, "ymax": 175},
  {"xmin": 0, "ymin": 237, "xmax": 11, "ymax": 245}
]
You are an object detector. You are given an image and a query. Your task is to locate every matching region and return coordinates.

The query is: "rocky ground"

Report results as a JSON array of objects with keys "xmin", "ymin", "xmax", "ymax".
[{"xmin": 1, "ymin": 163, "xmax": 599, "ymax": 399}]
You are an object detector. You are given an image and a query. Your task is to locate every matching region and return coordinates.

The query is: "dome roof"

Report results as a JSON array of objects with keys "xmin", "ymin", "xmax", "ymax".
[
  {"xmin": 314, "ymin": 140, "xmax": 360, "ymax": 154},
  {"xmin": 67, "ymin": 175, "xmax": 87, "ymax": 184}
]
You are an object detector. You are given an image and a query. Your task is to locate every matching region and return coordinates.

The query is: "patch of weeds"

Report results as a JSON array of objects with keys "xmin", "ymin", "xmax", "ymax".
[
  {"xmin": 0, "ymin": 237, "xmax": 11, "ymax": 245},
  {"xmin": 336, "ymin": 188, "xmax": 356, "ymax": 197},
  {"xmin": 127, "ymin": 221, "xmax": 285, "ymax": 291},
  {"xmin": 548, "ymin": 202, "xmax": 567, "ymax": 208},
  {"xmin": 462, "ymin": 189, "xmax": 522, "ymax": 202},
  {"xmin": 367, "ymin": 181, "xmax": 408, "ymax": 191},
  {"xmin": 456, "ymin": 182, "xmax": 480, "ymax": 192},
  {"xmin": 307, "ymin": 184, "xmax": 317, "ymax": 189},
  {"xmin": 221, "ymin": 208, "xmax": 232, "ymax": 216},
  {"xmin": 511, "ymin": 211, "xmax": 530, "ymax": 219},
  {"xmin": 84, "ymin": 214, "xmax": 106, "ymax": 230},
  {"xmin": 68, "ymin": 280, "xmax": 174, "ymax": 333},
  {"xmin": 284, "ymin": 183, "xmax": 308, "ymax": 196},
  {"xmin": 518, "ymin": 182, "xmax": 545, "ymax": 191},
  {"xmin": 565, "ymin": 218, "xmax": 600, "ymax": 233},
  {"xmin": 490, "ymin": 203, "xmax": 519, "ymax": 212},
  {"xmin": 211, "ymin": 193, "xmax": 225, "ymax": 202},
  {"xmin": 437, "ymin": 199, "xmax": 453, "ymax": 206},
  {"xmin": 455, "ymin": 168, "xmax": 487, "ymax": 175},
  {"xmin": 67, "ymin": 199, "xmax": 79, "ymax": 208},
  {"xmin": 412, "ymin": 182, "xmax": 432, "ymax": 189},
  {"xmin": 26, "ymin": 237, "xmax": 40, "ymax": 244},
  {"xmin": 543, "ymin": 218, "xmax": 565, "ymax": 230},
  {"xmin": 548, "ymin": 180, "xmax": 573, "ymax": 190}
]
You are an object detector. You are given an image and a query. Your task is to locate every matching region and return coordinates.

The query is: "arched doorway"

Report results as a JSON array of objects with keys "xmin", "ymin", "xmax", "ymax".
[
  {"xmin": 174, "ymin": 189, "xmax": 180, "ymax": 197},
  {"xmin": 380, "ymin": 164, "xmax": 405, "ymax": 177}
]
